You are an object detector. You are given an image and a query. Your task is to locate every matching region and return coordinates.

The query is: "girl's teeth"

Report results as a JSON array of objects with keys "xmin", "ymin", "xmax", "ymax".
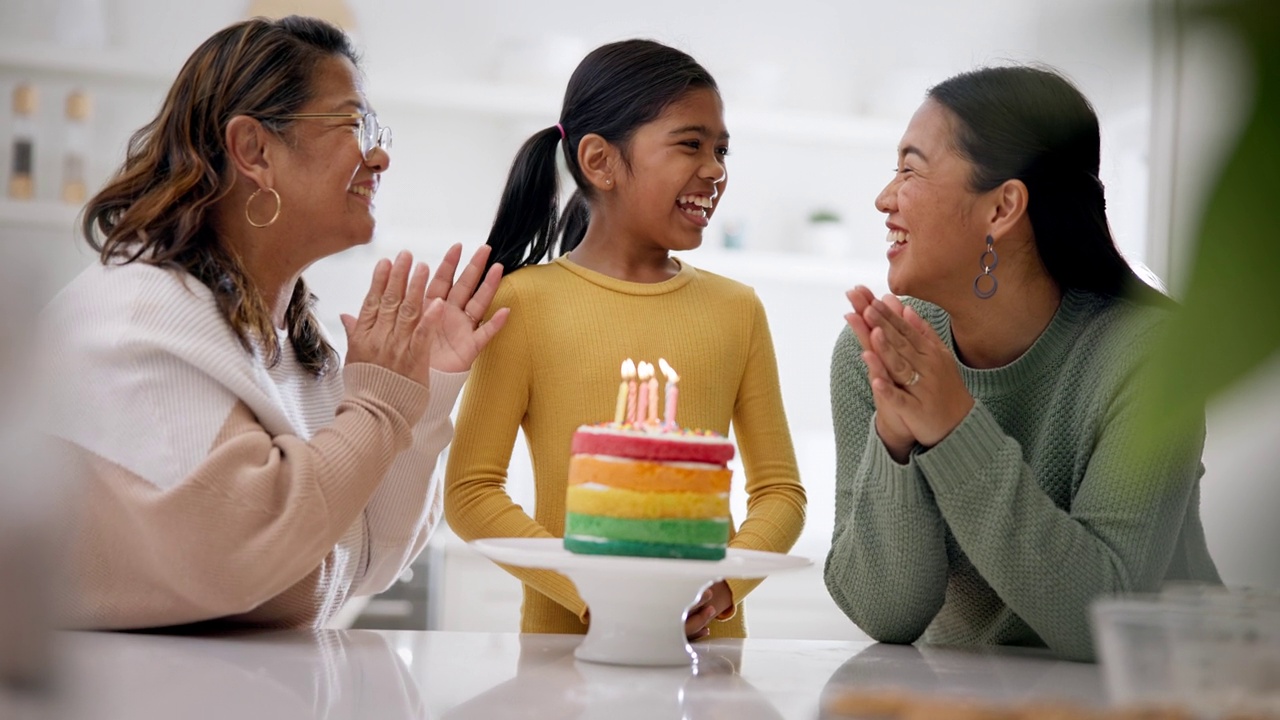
[{"xmin": 886, "ymin": 230, "xmax": 907, "ymax": 245}]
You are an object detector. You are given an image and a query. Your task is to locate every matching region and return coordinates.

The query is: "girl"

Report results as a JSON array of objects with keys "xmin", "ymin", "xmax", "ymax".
[{"xmin": 445, "ymin": 39, "xmax": 807, "ymax": 640}]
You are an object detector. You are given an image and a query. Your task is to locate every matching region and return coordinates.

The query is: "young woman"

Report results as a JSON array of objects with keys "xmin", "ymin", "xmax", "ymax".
[
  {"xmin": 42, "ymin": 16, "xmax": 508, "ymax": 630},
  {"xmin": 824, "ymin": 65, "xmax": 1220, "ymax": 661},
  {"xmin": 445, "ymin": 39, "xmax": 807, "ymax": 640}
]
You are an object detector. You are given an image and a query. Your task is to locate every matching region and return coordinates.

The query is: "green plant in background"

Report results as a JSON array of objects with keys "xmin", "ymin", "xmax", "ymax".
[
  {"xmin": 808, "ymin": 209, "xmax": 843, "ymax": 224},
  {"xmin": 1137, "ymin": 0, "xmax": 1280, "ymax": 448}
]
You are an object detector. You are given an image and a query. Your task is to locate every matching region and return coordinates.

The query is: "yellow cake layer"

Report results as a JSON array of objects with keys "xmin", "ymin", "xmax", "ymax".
[
  {"xmin": 564, "ymin": 485, "xmax": 729, "ymax": 520},
  {"xmin": 567, "ymin": 455, "xmax": 731, "ymax": 493}
]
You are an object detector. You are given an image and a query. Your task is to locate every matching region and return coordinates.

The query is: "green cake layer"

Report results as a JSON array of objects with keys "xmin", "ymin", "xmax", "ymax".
[
  {"xmin": 564, "ymin": 513, "xmax": 729, "ymax": 546},
  {"xmin": 563, "ymin": 535, "xmax": 726, "ymax": 561}
]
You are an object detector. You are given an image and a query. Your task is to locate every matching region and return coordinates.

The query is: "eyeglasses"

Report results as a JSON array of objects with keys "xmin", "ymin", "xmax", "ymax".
[{"xmin": 271, "ymin": 111, "xmax": 392, "ymax": 161}]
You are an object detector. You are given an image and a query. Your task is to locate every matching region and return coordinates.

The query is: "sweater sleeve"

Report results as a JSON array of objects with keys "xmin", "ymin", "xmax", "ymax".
[
  {"xmin": 444, "ymin": 284, "xmax": 587, "ymax": 620},
  {"xmin": 914, "ymin": 366, "xmax": 1207, "ymax": 661},
  {"xmin": 354, "ymin": 368, "xmax": 469, "ymax": 596},
  {"xmin": 720, "ymin": 293, "xmax": 808, "ymax": 617},
  {"xmin": 824, "ymin": 326, "xmax": 949, "ymax": 643},
  {"xmin": 61, "ymin": 363, "xmax": 430, "ymax": 630}
]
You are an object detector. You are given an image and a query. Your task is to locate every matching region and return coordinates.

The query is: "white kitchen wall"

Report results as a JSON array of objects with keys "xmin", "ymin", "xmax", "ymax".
[{"xmin": 3, "ymin": 0, "xmax": 1273, "ymax": 638}]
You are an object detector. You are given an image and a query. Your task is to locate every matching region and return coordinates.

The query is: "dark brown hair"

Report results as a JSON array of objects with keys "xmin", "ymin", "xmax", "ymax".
[
  {"xmin": 82, "ymin": 15, "xmax": 360, "ymax": 375},
  {"xmin": 927, "ymin": 65, "xmax": 1169, "ymax": 306},
  {"xmin": 485, "ymin": 39, "xmax": 719, "ymax": 275}
]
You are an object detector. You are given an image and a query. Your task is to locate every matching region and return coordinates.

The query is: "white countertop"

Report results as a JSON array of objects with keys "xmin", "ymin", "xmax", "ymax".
[{"xmin": 38, "ymin": 630, "xmax": 1104, "ymax": 719}]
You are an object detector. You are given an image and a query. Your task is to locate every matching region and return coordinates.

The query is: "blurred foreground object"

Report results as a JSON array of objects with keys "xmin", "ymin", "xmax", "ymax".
[
  {"xmin": 0, "ymin": 230, "xmax": 72, "ymax": 718},
  {"xmin": 1092, "ymin": 586, "xmax": 1280, "ymax": 718},
  {"xmin": 1139, "ymin": 0, "xmax": 1280, "ymax": 444}
]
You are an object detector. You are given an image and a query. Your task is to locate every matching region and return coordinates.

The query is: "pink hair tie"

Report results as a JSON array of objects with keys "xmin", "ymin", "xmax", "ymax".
[{"xmin": 555, "ymin": 122, "xmax": 565, "ymax": 140}]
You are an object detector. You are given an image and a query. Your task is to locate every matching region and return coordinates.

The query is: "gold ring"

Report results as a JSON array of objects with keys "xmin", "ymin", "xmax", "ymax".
[
  {"xmin": 905, "ymin": 370, "xmax": 920, "ymax": 387},
  {"xmin": 463, "ymin": 310, "xmax": 479, "ymax": 326}
]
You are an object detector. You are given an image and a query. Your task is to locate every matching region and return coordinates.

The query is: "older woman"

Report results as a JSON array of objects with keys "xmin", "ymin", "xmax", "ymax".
[
  {"xmin": 41, "ymin": 16, "xmax": 508, "ymax": 630},
  {"xmin": 824, "ymin": 66, "xmax": 1221, "ymax": 661}
]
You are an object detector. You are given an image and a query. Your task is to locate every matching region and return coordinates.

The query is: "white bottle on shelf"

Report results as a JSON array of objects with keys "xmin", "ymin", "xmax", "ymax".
[
  {"xmin": 62, "ymin": 90, "xmax": 91, "ymax": 205},
  {"xmin": 8, "ymin": 84, "xmax": 37, "ymax": 201}
]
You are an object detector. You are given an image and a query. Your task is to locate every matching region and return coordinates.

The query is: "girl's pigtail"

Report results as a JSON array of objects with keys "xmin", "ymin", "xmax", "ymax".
[
  {"xmin": 484, "ymin": 126, "xmax": 564, "ymax": 275},
  {"xmin": 558, "ymin": 189, "xmax": 591, "ymax": 256}
]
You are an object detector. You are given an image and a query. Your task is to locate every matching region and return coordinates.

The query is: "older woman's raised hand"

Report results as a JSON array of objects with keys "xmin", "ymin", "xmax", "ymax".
[
  {"xmin": 341, "ymin": 251, "xmax": 442, "ymax": 387},
  {"xmin": 421, "ymin": 243, "xmax": 509, "ymax": 373},
  {"xmin": 859, "ymin": 294, "xmax": 974, "ymax": 450}
]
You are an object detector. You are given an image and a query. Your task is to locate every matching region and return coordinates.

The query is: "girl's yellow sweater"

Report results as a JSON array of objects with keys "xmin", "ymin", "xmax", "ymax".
[{"xmin": 445, "ymin": 257, "xmax": 807, "ymax": 636}]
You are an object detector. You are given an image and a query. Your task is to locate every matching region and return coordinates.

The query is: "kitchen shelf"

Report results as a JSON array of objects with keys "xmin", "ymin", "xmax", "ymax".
[
  {"xmin": 0, "ymin": 41, "xmax": 178, "ymax": 85},
  {"xmin": 2, "ymin": 41, "xmax": 901, "ymax": 149},
  {"xmin": 0, "ymin": 198, "xmax": 81, "ymax": 233}
]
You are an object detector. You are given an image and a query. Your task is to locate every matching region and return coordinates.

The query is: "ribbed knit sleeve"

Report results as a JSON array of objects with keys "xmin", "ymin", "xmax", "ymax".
[
  {"xmin": 825, "ymin": 326, "xmax": 948, "ymax": 642},
  {"xmin": 60, "ymin": 362, "xmax": 430, "ymax": 630},
  {"xmin": 721, "ymin": 293, "xmax": 807, "ymax": 615},
  {"xmin": 916, "ymin": 366, "xmax": 1209, "ymax": 661},
  {"xmin": 444, "ymin": 279, "xmax": 590, "ymax": 622},
  {"xmin": 355, "ymin": 368, "xmax": 468, "ymax": 596}
]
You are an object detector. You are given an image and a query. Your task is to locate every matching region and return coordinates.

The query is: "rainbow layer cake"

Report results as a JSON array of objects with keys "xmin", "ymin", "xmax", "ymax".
[{"xmin": 564, "ymin": 422, "xmax": 734, "ymax": 560}]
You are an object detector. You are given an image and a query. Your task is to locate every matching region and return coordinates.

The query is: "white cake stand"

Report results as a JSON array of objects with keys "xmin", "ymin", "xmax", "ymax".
[{"xmin": 470, "ymin": 537, "xmax": 811, "ymax": 667}]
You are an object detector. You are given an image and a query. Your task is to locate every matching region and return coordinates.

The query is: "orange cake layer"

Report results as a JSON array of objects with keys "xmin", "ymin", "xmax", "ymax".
[{"xmin": 566, "ymin": 455, "xmax": 731, "ymax": 493}]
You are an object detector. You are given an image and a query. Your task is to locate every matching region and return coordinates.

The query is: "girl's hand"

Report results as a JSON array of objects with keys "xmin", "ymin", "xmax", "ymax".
[
  {"xmin": 844, "ymin": 286, "xmax": 914, "ymax": 461},
  {"xmin": 684, "ymin": 580, "xmax": 734, "ymax": 641},
  {"xmin": 341, "ymin": 251, "xmax": 441, "ymax": 387},
  {"xmin": 420, "ymin": 243, "xmax": 510, "ymax": 373},
  {"xmin": 861, "ymin": 295, "xmax": 974, "ymax": 448}
]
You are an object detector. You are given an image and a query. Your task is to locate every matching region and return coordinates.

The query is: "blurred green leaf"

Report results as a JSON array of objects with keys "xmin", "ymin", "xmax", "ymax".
[{"xmin": 1138, "ymin": 0, "xmax": 1280, "ymax": 446}]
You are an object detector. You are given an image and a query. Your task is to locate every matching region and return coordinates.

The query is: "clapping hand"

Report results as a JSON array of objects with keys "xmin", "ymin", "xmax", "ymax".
[
  {"xmin": 342, "ymin": 246, "xmax": 509, "ymax": 384},
  {"xmin": 420, "ymin": 243, "xmax": 509, "ymax": 373},
  {"xmin": 844, "ymin": 285, "xmax": 973, "ymax": 462}
]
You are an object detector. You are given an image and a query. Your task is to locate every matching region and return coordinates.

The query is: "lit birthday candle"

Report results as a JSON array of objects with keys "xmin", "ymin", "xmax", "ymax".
[
  {"xmin": 625, "ymin": 359, "xmax": 639, "ymax": 425},
  {"xmin": 646, "ymin": 363, "xmax": 660, "ymax": 426},
  {"xmin": 635, "ymin": 361, "xmax": 652, "ymax": 426},
  {"xmin": 615, "ymin": 358, "xmax": 635, "ymax": 425},
  {"xmin": 658, "ymin": 358, "xmax": 679, "ymax": 428}
]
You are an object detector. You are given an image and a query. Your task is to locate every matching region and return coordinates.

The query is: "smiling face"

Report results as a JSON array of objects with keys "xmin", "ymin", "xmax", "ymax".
[
  {"xmin": 611, "ymin": 86, "xmax": 729, "ymax": 253},
  {"xmin": 271, "ymin": 55, "xmax": 389, "ymax": 264},
  {"xmin": 875, "ymin": 99, "xmax": 991, "ymax": 303}
]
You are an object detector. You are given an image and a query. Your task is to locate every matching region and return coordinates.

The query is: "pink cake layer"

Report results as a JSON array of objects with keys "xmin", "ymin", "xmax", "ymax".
[{"xmin": 570, "ymin": 423, "xmax": 735, "ymax": 465}]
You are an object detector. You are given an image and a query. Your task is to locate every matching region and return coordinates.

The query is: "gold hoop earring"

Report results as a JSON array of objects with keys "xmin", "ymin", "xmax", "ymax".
[{"xmin": 245, "ymin": 187, "xmax": 281, "ymax": 228}]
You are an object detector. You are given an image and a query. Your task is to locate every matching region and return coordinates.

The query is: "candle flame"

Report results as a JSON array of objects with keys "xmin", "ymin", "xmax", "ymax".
[
  {"xmin": 658, "ymin": 357, "xmax": 679, "ymax": 383},
  {"xmin": 621, "ymin": 358, "xmax": 636, "ymax": 379},
  {"xmin": 637, "ymin": 361, "xmax": 654, "ymax": 381}
]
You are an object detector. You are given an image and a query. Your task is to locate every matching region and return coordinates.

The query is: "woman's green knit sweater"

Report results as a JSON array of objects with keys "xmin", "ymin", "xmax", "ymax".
[{"xmin": 825, "ymin": 290, "xmax": 1221, "ymax": 661}]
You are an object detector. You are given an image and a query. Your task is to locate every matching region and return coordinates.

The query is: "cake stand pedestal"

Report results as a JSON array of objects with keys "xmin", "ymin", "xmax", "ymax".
[{"xmin": 470, "ymin": 537, "xmax": 810, "ymax": 667}]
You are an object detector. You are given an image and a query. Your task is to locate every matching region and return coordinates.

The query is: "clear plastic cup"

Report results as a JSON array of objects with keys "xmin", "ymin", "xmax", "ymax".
[{"xmin": 1091, "ymin": 586, "xmax": 1280, "ymax": 718}]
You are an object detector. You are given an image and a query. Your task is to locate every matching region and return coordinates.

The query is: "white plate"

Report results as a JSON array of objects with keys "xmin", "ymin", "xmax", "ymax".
[
  {"xmin": 470, "ymin": 537, "xmax": 811, "ymax": 667},
  {"xmin": 471, "ymin": 537, "xmax": 811, "ymax": 579}
]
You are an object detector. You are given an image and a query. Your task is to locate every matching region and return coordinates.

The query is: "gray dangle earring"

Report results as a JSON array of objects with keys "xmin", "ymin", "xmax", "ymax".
[{"xmin": 973, "ymin": 234, "xmax": 998, "ymax": 299}]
